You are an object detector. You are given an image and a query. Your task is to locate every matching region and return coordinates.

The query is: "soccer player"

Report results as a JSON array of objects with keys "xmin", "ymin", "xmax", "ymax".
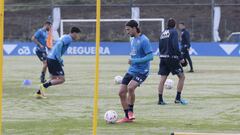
[
  {"xmin": 179, "ymin": 22, "xmax": 194, "ymax": 72},
  {"xmin": 34, "ymin": 27, "xmax": 81, "ymax": 98},
  {"xmin": 158, "ymin": 18, "xmax": 187, "ymax": 105},
  {"xmin": 117, "ymin": 20, "xmax": 153, "ymax": 123},
  {"xmin": 32, "ymin": 21, "xmax": 52, "ymax": 83}
]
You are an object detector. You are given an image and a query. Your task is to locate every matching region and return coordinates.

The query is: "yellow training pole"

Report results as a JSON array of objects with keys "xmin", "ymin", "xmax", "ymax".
[
  {"xmin": 92, "ymin": 0, "xmax": 101, "ymax": 135},
  {"xmin": 0, "ymin": 0, "xmax": 4, "ymax": 134},
  {"xmin": 172, "ymin": 132, "xmax": 240, "ymax": 135}
]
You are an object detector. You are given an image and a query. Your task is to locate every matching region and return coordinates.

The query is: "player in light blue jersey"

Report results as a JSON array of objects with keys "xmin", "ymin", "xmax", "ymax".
[
  {"xmin": 32, "ymin": 21, "xmax": 52, "ymax": 83},
  {"xmin": 35, "ymin": 27, "xmax": 81, "ymax": 98},
  {"xmin": 117, "ymin": 20, "xmax": 153, "ymax": 123}
]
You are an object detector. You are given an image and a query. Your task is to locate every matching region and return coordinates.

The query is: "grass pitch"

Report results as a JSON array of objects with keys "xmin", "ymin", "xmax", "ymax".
[{"xmin": 3, "ymin": 56, "xmax": 240, "ymax": 135}]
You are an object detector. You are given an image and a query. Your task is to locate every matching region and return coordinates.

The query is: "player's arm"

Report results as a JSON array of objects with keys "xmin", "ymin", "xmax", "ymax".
[
  {"xmin": 54, "ymin": 41, "xmax": 64, "ymax": 66},
  {"xmin": 185, "ymin": 31, "xmax": 191, "ymax": 49},
  {"xmin": 131, "ymin": 53, "xmax": 153, "ymax": 64},
  {"xmin": 31, "ymin": 30, "xmax": 44, "ymax": 49},
  {"xmin": 172, "ymin": 31, "xmax": 183, "ymax": 60},
  {"xmin": 130, "ymin": 39, "xmax": 153, "ymax": 64}
]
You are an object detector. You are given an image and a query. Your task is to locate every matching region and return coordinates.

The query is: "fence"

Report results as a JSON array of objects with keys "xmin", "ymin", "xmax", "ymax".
[{"xmin": 4, "ymin": 0, "xmax": 240, "ymax": 42}]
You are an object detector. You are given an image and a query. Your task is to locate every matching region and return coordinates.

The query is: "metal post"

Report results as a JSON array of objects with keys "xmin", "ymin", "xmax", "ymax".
[
  {"xmin": 51, "ymin": 0, "xmax": 54, "ymax": 20},
  {"xmin": 51, "ymin": 0, "xmax": 54, "ymax": 10},
  {"xmin": 211, "ymin": 0, "xmax": 215, "ymax": 42},
  {"xmin": 129, "ymin": 0, "xmax": 133, "ymax": 7}
]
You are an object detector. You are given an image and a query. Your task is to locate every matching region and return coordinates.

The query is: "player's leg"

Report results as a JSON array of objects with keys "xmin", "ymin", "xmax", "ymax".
[
  {"xmin": 49, "ymin": 76, "xmax": 65, "ymax": 85},
  {"xmin": 127, "ymin": 73, "xmax": 148, "ymax": 119},
  {"xmin": 42, "ymin": 75, "xmax": 65, "ymax": 88},
  {"xmin": 41, "ymin": 60, "xmax": 47, "ymax": 83},
  {"xmin": 117, "ymin": 73, "xmax": 133, "ymax": 123},
  {"xmin": 35, "ymin": 58, "xmax": 64, "ymax": 98},
  {"xmin": 36, "ymin": 50, "xmax": 48, "ymax": 83},
  {"xmin": 127, "ymin": 80, "xmax": 138, "ymax": 120},
  {"xmin": 158, "ymin": 59, "xmax": 170, "ymax": 105},
  {"xmin": 176, "ymin": 72, "xmax": 185, "ymax": 95},
  {"xmin": 158, "ymin": 75, "xmax": 168, "ymax": 105},
  {"xmin": 42, "ymin": 59, "xmax": 65, "ymax": 87},
  {"xmin": 127, "ymin": 80, "xmax": 138, "ymax": 108},
  {"xmin": 174, "ymin": 72, "xmax": 187, "ymax": 104},
  {"xmin": 185, "ymin": 51, "xmax": 194, "ymax": 72},
  {"xmin": 119, "ymin": 84, "xmax": 128, "ymax": 116},
  {"xmin": 171, "ymin": 59, "xmax": 187, "ymax": 104}
]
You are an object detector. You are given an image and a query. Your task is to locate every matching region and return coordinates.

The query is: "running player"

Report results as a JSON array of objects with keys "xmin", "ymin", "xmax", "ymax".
[
  {"xmin": 32, "ymin": 21, "xmax": 52, "ymax": 83},
  {"xmin": 117, "ymin": 20, "xmax": 153, "ymax": 123},
  {"xmin": 158, "ymin": 18, "xmax": 187, "ymax": 105},
  {"xmin": 34, "ymin": 27, "xmax": 81, "ymax": 98}
]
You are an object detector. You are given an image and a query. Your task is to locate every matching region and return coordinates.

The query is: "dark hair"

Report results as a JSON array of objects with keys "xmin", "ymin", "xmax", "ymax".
[
  {"xmin": 167, "ymin": 18, "xmax": 176, "ymax": 28},
  {"xmin": 179, "ymin": 22, "xmax": 185, "ymax": 25},
  {"xmin": 44, "ymin": 21, "xmax": 52, "ymax": 25},
  {"xmin": 125, "ymin": 20, "xmax": 140, "ymax": 33},
  {"xmin": 71, "ymin": 27, "xmax": 81, "ymax": 33}
]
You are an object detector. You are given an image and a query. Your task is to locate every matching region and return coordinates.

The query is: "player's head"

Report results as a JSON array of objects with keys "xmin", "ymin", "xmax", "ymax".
[
  {"xmin": 167, "ymin": 18, "xmax": 176, "ymax": 29},
  {"xmin": 179, "ymin": 22, "xmax": 186, "ymax": 30},
  {"xmin": 44, "ymin": 21, "xmax": 52, "ymax": 31},
  {"xmin": 70, "ymin": 27, "xmax": 81, "ymax": 40},
  {"xmin": 125, "ymin": 20, "xmax": 140, "ymax": 37}
]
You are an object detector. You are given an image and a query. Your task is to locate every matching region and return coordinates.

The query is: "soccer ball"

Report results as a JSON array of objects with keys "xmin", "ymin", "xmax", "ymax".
[
  {"xmin": 164, "ymin": 79, "xmax": 174, "ymax": 89},
  {"xmin": 104, "ymin": 110, "xmax": 118, "ymax": 123},
  {"xmin": 114, "ymin": 75, "xmax": 123, "ymax": 84}
]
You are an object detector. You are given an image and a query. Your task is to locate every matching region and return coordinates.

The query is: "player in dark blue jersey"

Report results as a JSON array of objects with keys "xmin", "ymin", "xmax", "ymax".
[
  {"xmin": 158, "ymin": 18, "xmax": 187, "ymax": 105},
  {"xmin": 34, "ymin": 27, "xmax": 81, "ymax": 98},
  {"xmin": 117, "ymin": 20, "xmax": 153, "ymax": 123},
  {"xmin": 179, "ymin": 22, "xmax": 194, "ymax": 72},
  {"xmin": 32, "ymin": 21, "xmax": 52, "ymax": 83}
]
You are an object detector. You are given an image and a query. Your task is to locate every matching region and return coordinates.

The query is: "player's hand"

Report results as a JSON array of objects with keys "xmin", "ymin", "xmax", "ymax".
[
  {"xmin": 60, "ymin": 60, "xmax": 64, "ymax": 67},
  {"xmin": 128, "ymin": 59, "xmax": 132, "ymax": 65},
  {"xmin": 39, "ymin": 44, "xmax": 44, "ymax": 49},
  {"xmin": 180, "ymin": 59, "xmax": 185, "ymax": 64}
]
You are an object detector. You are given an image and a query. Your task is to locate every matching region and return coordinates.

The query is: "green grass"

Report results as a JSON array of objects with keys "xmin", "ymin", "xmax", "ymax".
[{"xmin": 3, "ymin": 56, "xmax": 240, "ymax": 135}]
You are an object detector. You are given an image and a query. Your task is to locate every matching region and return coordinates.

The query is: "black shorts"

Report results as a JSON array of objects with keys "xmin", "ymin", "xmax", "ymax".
[
  {"xmin": 158, "ymin": 58, "xmax": 183, "ymax": 76},
  {"xmin": 122, "ymin": 73, "xmax": 148, "ymax": 86},
  {"xmin": 47, "ymin": 58, "xmax": 64, "ymax": 76},
  {"xmin": 36, "ymin": 50, "xmax": 47, "ymax": 61}
]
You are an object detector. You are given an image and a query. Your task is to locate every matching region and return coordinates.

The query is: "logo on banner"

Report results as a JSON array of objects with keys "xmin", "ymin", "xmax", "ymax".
[
  {"xmin": 219, "ymin": 44, "xmax": 238, "ymax": 55},
  {"xmin": 67, "ymin": 46, "xmax": 110, "ymax": 55},
  {"xmin": 3, "ymin": 44, "xmax": 17, "ymax": 54},
  {"xmin": 18, "ymin": 46, "xmax": 31, "ymax": 55}
]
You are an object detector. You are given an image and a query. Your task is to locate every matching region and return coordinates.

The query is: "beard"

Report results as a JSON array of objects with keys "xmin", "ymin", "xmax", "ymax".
[
  {"xmin": 129, "ymin": 34, "xmax": 135, "ymax": 37},
  {"xmin": 46, "ymin": 28, "xmax": 50, "ymax": 31}
]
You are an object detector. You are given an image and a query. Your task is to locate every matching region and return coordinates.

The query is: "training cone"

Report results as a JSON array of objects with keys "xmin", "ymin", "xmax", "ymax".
[{"xmin": 22, "ymin": 79, "xmax": 32, "ymax": 86}]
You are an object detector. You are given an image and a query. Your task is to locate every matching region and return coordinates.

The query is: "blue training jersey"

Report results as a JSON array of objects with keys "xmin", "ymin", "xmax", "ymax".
[
  {"xmin": 128, "ymin": 34, "xmax": 153, "ymax": 75},
  {"xmin": 33, "ymin": 28, "xmax": 48, "ymax": 50},
  {"xmin": 47, "ymin": 34, "xmax": 73, "ymax": 63}
]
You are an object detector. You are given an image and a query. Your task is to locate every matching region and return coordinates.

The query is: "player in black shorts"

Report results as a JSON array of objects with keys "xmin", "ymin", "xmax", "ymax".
[
  {"xmin": 158, "ymin": 18, "xmax": 187, "ymax": 105},
  {"xmin": 32, "ymin": 21, "xmax": 52, "ymax": 83},
  {"xmin": 117, "ymin": 20, "xmax": 153, "ymax": 123},
  {"xmin": 34, "ymin": 27, "xmax": 81, "ymax": 98}
]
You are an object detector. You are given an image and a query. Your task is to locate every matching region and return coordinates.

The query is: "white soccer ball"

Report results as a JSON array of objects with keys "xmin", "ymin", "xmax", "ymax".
[
  {"xmin": 114, "ymin": 75, "xmax": 123, "ymax": 84},
  {"xmin": 104, "ymin": 110, "xmax": 118, "ymax": 123},
  {"xmin": 164, "ymin": 79, "xmax": 174, "ymax": 89}
]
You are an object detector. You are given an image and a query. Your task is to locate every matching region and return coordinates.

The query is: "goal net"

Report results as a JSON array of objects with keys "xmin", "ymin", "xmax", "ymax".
[{"xmin": 60, "ymin": 18, "xmax": 165, "ymax": 42}]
